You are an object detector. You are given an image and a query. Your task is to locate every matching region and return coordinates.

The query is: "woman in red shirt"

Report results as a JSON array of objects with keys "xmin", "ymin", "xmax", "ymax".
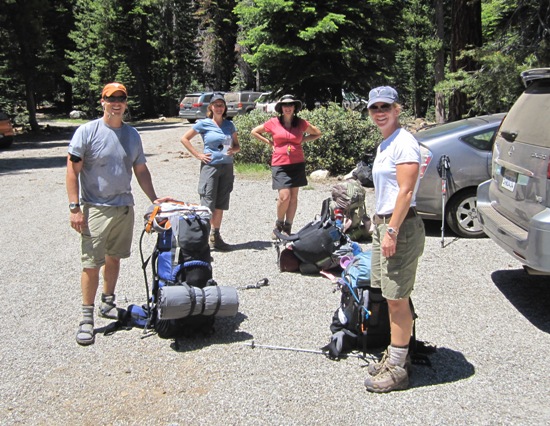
[{"xmin": 251, "ymin": 95, "xmax": 322, "ymax": 237}]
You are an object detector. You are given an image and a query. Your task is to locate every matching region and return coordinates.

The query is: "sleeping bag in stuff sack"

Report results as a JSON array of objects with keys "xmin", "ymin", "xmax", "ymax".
[{"xmin": 157, "ymin": 283, "xmax": 239, "ymax": 320}]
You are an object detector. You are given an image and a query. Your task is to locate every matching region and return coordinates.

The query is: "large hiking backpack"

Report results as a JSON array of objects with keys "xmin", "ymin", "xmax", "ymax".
[
  {"xmin": 323, "ymin": 251, "xmax": 432, "ymax": 363},
  {"xmin": 330, "ymin": 179, "xmax": 371, "ymax": 241},
  {"xmin": 323, "ymin": 251, "xmax": 391, "ymax": 357},
  {"xmin": 274, "ymin": 198, "xmax": 350, "ymax": 274},
  {"xmin": 130, "ymin": 202, "xmax": 239, "ymax": 339}
]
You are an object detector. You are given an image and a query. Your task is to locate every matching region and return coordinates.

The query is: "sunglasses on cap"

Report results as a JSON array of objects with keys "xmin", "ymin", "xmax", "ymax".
[
  {"xmin": 104, "ymin": 95, "xmax": 127, "ymax": 103},
  {"xmin": 368, "ymin": 103, "xmax": 392, "ymax": 112}
]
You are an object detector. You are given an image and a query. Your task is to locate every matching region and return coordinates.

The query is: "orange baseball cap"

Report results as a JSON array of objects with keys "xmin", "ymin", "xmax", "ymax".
[{"xmin": 102, "ymin": 82, "xmax": 127, "ymax": 98}]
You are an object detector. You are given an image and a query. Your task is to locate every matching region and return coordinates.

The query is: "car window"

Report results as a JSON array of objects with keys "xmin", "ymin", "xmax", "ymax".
[
  {"xmin": 256, "ymin": 93, "xmax": 275, "ymax": 103},
  {"xmin": 224, "ymin": 93, "xmax": 239, "ymax": 102},
  {"xmin": 182, "ymin": 96, "xmax": 199, "ymax": 104},
  {"xmin": 461, "ymin": 127, "xmax": 498, "ymax": 151},
  {"xmin": 499, "ymin": 79, "xmax": 550, "ymax": 148}
]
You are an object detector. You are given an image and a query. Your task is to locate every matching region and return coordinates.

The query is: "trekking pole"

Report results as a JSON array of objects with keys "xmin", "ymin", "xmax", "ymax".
[
  {"xmin": 439, "ymin": 155, "xmax": 451, "ymax": 248},
  {"xmin": 243, "ymin": 341, "xmax": 367, "ymax": 359}
]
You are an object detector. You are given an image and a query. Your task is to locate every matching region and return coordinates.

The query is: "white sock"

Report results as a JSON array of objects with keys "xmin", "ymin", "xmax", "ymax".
[{"xmin": 388, "ymin": 345, "xmax": 409, "ymax": 367}]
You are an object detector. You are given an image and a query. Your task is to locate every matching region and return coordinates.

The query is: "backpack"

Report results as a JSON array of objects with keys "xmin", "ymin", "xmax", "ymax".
[
  {"xmin": 323, "ymin": 251, "xmax": 434, "ymax": 363},
  {"xmin": 330, "ymin": 179, "xmax": 371, "ymax": 241},
  {"xmin": 274, "ymin": 198, "xmax": 349, "ymax": 274},
  {"xmin": 111, "ymin": 202, "xmax": 239, "ymax": 339},
  {"xmin": 323, "ymin": 251, "xmax": 392, "ymax": 358}
]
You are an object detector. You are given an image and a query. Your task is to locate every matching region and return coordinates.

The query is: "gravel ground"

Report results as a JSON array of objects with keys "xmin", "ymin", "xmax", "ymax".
[{"xmin": 1, "ymin": 119, "xmax": 549, "ymax": 425}]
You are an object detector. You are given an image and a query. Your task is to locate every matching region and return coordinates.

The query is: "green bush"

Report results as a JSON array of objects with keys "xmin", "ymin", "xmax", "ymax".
[{"xmin": 233, "ymin": 103, "xmax": 379, "ymax": 176}]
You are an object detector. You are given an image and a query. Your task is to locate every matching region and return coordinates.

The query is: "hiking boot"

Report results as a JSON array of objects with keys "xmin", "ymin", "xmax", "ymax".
[
  {"xmin": 272, "ymin": 220, "xmax": 285, "ymax": 240},
  {"xmin": 368, "ymin": 349, "xmax": 412, "ymax": 377},
  {"xmin": 209, "ymin": 232, "xmax": 231, "ymax": 251},
  {"xmin": 364, "ymin": 363, "xmax": 409, "ymax": 393}
]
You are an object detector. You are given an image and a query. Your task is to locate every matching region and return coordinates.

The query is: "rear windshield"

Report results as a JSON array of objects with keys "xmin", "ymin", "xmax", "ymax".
[
  {"xmin": 181, "ymin": 95, "xmax": 199, "ymax": 104},
  {"xmin": 257, "ymin": 93, "xmax": 275, "ymax": 103},
  {"xmin": 224, "ymin": 93, "xmax": 239, "ymax": 102},
  {"xmin": 500, "ymin": 80, "xmax": 550, "ymax": 148}
]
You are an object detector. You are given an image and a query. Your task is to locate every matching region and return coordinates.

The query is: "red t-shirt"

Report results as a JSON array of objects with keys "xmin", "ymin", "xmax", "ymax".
[{"xmin": 264, "ymin": 117, "xmax": 310, "ymax": 166}]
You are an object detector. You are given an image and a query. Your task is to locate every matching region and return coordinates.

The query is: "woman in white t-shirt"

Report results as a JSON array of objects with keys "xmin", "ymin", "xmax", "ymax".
[{"xmin": 363, "ymin": 86, "xmax": 426, "ymax": 393}]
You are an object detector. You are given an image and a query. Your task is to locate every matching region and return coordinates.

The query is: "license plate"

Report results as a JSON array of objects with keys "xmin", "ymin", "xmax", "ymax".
[{"xmin": 501, "ymin": 169, "xmax": 517, "ymax": 192}]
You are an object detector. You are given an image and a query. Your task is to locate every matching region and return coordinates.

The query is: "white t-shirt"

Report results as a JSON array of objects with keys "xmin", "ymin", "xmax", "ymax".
[{"xmin": 372, "ymin": 128, "xmax": 421, "ymax": 215}]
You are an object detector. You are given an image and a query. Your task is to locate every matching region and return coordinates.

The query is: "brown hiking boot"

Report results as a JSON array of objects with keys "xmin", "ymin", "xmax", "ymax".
[
  {"xmin": 364, "ymin": 362, "xmax": 409, "ymax": 393},
  {"xmin": 367, "ymin": 349, "xmax": 412, "ymax": 377},
  {"xmin": 209, "ymin": 232, "xmax": 231, "ymax": 251}
]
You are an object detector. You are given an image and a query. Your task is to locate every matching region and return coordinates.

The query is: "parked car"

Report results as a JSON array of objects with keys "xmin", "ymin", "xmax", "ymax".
[
  {"xmin": 225, "ymin": 91, "xmax": 263, "ymax": 118},
  {"xmin": 414, "ymin": 113, "xmax": 507, "ymax": 238},
  {"xmin": 0, "ymin": 111, "xmax": 15, "ymax": 149},
  {"xmin": 178, "ymin": 92, "xmax": 223, "ymax": 123},
  {"xmin": 477, "ymin": 68, "xmax": 550, "ymax": 274},
  {"xmin": 254, "ymin": 92, "xmax": 278, "ymax": 113}
]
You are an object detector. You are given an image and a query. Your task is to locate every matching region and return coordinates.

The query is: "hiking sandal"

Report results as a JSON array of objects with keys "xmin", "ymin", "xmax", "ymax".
[{"xmin": 76, "ymin": 319, "xmax": 95, "ymax": 346}]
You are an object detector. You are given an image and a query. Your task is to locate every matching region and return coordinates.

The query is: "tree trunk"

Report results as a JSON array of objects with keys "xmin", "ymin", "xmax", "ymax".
[
  {"xmin": 434, "ymin": 0, "xmax": 446, "ymax": 123},
  {"xmin": 449, "ymin": 0, "xmax": 482, "ymax": 121}
]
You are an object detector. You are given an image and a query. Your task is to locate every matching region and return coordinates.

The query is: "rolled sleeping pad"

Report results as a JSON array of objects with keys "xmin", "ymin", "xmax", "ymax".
[{"xmin": 157, "ymin": 284, "xmax": 239, "ymax": 320}]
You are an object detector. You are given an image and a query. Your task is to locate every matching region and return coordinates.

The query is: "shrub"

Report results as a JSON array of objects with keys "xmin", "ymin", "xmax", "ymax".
[{"xmin": 234, "ymin": 103, "xmax": 379, "ymax": 176}]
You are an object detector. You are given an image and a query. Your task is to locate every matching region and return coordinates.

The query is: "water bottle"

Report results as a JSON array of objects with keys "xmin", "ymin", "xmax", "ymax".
[{"xmin": 334, "ymin": 208, "xmax": 343, "ymax": 229}]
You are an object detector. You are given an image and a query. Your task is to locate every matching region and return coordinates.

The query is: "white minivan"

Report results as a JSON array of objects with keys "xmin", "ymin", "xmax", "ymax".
[{"xmin": 477, "ymin": 68, "xmax": 550, "ymax": 274}]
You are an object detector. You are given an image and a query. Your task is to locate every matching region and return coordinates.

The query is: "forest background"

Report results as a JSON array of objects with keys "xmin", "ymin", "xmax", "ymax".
[{"xmin": 1, "ymin": 0, "xmax": 549, "ymax": 133}]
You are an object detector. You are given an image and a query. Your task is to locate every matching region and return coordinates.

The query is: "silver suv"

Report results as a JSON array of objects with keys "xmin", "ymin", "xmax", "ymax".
[
  {"xmin": 178, "ymin": 92, "xmax": 222, "ymax": 123},
  {"xmin": 477, "ymin": 68, "xmax": 550, "ymax": 274},
  {"xmin": 225, "ymin": 91, "xmax": 263, "ymax": 118}
]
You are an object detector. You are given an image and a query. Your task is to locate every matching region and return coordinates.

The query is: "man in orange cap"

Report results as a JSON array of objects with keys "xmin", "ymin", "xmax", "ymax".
[{"xmin": 66, "ymin": 82, "xmax": 172, "ymax": 346}]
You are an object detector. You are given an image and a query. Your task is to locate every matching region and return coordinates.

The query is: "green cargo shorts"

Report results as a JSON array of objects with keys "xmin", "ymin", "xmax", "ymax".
[
  {"xmin": 81, "ymin": 205, "xmax": 134, "ymax": 269},
  {"xmin": 370, "ymin": 215, "xmax": 425, "ymax": 300}
]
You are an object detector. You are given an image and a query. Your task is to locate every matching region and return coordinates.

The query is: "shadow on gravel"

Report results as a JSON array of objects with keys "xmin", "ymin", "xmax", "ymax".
[
  {"xmin": 409, "ymin": 346, "xmax": 475, "ymax": 389},
  {"xmin": 492, "ymin": 269, "xmax": 550, "ymax": 333},
  {"xmin": 225, "ymin": 240, "xmax": 273, "ymax": 251},
  {"xmin": 0, "ymin": 154, "xmax": 67, "ymax": 174},
  {"xmin": 171, "ymin": 312, "xmax": 252, "ymax": 352},
  {"xmin": 134, "ymin": 122, "xmax": 183, "ymax": 132}
]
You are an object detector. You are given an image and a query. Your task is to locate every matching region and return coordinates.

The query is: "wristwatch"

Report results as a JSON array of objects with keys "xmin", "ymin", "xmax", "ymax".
[
  {"xmin": 387, "ymin": 226, "xmax": 399, "ymax": 236},
  {"xmin": 69, "ymin": 202, "xmax": 80, "ymax": 212}
]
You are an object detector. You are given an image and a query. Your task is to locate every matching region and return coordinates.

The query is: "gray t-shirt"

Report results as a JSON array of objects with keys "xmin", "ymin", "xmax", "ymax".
[{"xmin": 68, "ymin": 118, "xmax": 146, "ymax": 206}]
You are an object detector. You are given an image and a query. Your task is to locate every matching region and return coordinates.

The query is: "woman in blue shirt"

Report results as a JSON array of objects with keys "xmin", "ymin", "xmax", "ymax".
[{"xmin": 180, "ymin": 93, "xmax": 240, "ymax": 251}]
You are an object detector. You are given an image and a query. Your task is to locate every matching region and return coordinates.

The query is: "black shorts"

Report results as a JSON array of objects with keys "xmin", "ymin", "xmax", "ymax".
[{"xmin": 271, "ymin": 162, "xmax": 307, "ymax": 190}]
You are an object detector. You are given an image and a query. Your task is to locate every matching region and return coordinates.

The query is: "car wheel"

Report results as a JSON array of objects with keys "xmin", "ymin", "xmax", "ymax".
[
  {"xmin": 446, "ymin": 188, "xmax": 485, "ymax": 238},
  {"xmin": 187, "ymin": 119, "xmax": 196, "ymax": 124}
]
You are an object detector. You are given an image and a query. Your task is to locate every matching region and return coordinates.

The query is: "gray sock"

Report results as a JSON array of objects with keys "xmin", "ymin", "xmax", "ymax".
[
  {"xmin": 82, "ymin": 305, "xmax": 94, "ymax": 322},
  {"xmin": 98, "ymin": 293, "xmax": 119, "ymax": 319},
  {"xmin": 388, "ymin": 345, "xmax": 409, "ymax": 367}
]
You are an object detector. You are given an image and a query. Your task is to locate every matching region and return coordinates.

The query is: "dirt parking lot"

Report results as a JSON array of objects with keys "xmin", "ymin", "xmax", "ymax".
[{"xmin": 0, "ymin": 119, "xmax": 549, "ymax": 425}]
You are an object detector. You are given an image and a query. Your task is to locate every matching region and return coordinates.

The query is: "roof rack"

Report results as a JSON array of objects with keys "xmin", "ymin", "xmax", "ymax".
[{"xmin": 520, "ymin": 68, "xmax": 550, "ymax": 87}]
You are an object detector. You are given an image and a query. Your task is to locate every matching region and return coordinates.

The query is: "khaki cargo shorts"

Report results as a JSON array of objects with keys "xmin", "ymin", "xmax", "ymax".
[
  {"xmin": 370, "ymin": 215, "xmax": 425, "ymax": 300},
  {"xmin": 81, "ymin": 205, "xmax": 135, "ymax": 269}
]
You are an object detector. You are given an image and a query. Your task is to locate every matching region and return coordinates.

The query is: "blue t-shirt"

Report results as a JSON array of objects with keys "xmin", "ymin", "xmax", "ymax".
[
  {"xmin": 193, "ymin": 118, "xmax": 237, "ymax": 165},
  {"xmin": 68, "ymin": 118, "xmax": 146, "ymax": 206}
]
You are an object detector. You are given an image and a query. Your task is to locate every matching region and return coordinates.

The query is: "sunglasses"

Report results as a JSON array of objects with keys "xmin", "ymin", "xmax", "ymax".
[
  {"xmin": 104, "ymin": 96, "xmax": 127, "ymax": 103},
  {"xmin": 368, "ymin": 103, "xmax": 392, "ymax": 112}
]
